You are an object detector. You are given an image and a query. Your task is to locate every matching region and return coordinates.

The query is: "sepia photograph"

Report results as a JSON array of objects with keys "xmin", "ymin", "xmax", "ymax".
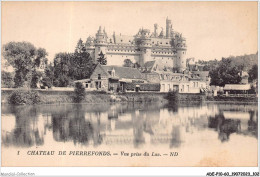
[{"xmin": 1, "ymin": 1, "xmax": 258, "ymax": 172}]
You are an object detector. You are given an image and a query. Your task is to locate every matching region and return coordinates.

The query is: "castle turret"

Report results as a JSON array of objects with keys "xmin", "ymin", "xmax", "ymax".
[
  {"xmin": 159, "ymin": 28, "xmax": 164, "ymax": 38},
  {"xmin": 138, "ymin": 29, "xmax": 152, "ymax": 66},
  {"xmin": 166, "ymin": 17, "xmax": 172, "ymax": 39},
  {"xmin": 154, "ymin": 24, "xmax": 158, "ymax": 37},
  {"xmin": 95, "ymin": 26, "xmax": 107, "ymax": 62},
  {"xmin": 175, "ymin": 34, "xmax": 187, "ymax": 73}
]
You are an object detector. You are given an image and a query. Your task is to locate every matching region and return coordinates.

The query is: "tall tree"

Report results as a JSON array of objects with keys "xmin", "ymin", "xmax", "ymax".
[
  {"xmin": 209, "ymin": 58, "xmax": 242, "ymax": 86},
  {"xmin": 97, "ymin": 51, "xmax": 107, "ymax": 65},
  {"xmin": 72, "ymin": 39, "xmax": 94, "ymax": 80},
  {"xmin": 42, "ymin": 62, "xmax": 55, "ymax": 88},
  {"xmin": 2, "ymin": 42, "xmax": 48, "ymax": 88},
  {"xmin": 53, "ymin": 52, "xmax": 73, "ymax": 87},
  {"xmin": 248, "ymin": 64, "xmax": 258, "ymax": 82}
]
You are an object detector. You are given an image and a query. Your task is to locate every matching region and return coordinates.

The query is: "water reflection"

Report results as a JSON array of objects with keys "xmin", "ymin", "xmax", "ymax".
[
  {"xmin": 2, "ymin": 102, "xmax": 258, "ymax": 148},
  {"xmin": 208, "ymin": 113, "xmax": 241, "ymax": 142}
]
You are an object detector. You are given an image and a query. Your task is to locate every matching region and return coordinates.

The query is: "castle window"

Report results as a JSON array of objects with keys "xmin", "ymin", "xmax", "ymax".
[
  {"xmin": 98, "ymin": 74, "xmax": 101, "ymax": 80},
  {"xmin": 160, "ymin": 42, "xmax": 162, "ymax": 44},
  {"xmin": 183, "ymin": 52, "xmax": 184, "ymax": 54},
  {"xmin": 166, "ymin": 42, "xmax": 168, "ymax": 44},
  {"xmin": 121, "ymin": 40, "xmax": 123, "ymax": 42}
]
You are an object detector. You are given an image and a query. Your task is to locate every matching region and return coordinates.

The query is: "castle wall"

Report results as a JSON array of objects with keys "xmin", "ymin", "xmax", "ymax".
[{"xmin": 106, "ymin": 52, "xmax": 140, "ymax": 66}]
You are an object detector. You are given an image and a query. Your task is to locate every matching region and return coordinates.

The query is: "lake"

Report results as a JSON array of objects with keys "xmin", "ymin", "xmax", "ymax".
[{"xmin": 1, "ymin": 102, "xmax": 258, "ymax": 166}]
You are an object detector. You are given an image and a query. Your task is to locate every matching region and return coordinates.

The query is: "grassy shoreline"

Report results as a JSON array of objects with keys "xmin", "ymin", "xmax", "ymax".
[{"xmin": 1, "ymin": 89, "xmax": 258, "ymax": 105}]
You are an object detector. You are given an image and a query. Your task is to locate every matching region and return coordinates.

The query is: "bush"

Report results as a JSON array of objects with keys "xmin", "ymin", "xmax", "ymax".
[
  {"xmin": 165, "ymin": 90, "xmax": 179, "ymax": 102},
  {"xmin": 8, "ymin": 90, "xmax": 41, "ymax": 105},
  {"xmin": 73, "ymin": 82, "xmax": 86, "ymax": 103},
  {"xmin": 41, "ymin": 77, "xmax": 52, "ymax": 88}
]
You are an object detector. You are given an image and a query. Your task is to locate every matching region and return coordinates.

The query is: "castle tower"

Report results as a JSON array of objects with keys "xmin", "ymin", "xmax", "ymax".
[
  {"xmin": 138, "ymin": 29, "xmax": 152, "ymax": 66},
  {"xmin": 166, "ymin": 17, "xmax": 172, "ymax": 39},
  {"xmin": 95, "ymin": 26, "xmax": 107, "ymax": 62},
  {"xmin": 154, "ymin": 24, "xmax": 158, "ymax": 37},
  {"xmin": 175, "ymin": 34, "xmax": 187, "ymax": 73}
]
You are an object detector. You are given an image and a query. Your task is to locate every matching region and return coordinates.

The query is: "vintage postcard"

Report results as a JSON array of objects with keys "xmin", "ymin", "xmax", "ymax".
[{"xmin": 1, "ymin": 1, "xmax": 258, "ymax": 169}]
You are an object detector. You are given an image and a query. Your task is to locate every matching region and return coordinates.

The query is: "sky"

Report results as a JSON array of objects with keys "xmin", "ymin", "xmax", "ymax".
[{"xmin": 2, "ymin": 1, "xmax": 258, "ymax": 63}]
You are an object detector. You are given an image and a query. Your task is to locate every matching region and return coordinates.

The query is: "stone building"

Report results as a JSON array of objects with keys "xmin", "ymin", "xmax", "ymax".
[
  {"xmin": 76, "ymin": 64, "xmax": 150, "ymax": 92},
  {"xmin": 142, "ymin": 60, "xmax": 209, "ymax": 93},
  {"xmin": 85, "ymin": 17, "xmax": 187, "ymax": 73}
]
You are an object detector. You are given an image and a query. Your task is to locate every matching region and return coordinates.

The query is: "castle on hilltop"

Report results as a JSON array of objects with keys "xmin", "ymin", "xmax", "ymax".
[{"xmin": 86, "ymin": 17, "xmax": 187, "ymax": 73}]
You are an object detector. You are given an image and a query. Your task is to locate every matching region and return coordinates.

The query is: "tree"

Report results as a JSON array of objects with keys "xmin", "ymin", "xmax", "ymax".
[
  {"xmin": 2, "ymin": 42, "xmax": 48, "ymax": 88},
  {"xmin": 51, "ymin": 38, "xmax": 95, "ymax": 87},
  {"xmin": 73, "ymin": 82, "xmax": 86, "ymax": 103},
  {"xmin": 248, "ymin": 64, "xmax": 258, "ymax": 82},
  {"xmin": 209, "ymin": 58, "xmax": 242, "ymax": 86},
  {"xmin": 123, "ymin": 59, "xmax": 134, "ymax": 67},
  {"xmin": 133, "ymin": 62, "xmax": 141, "ymax": 69},
  {"xmin": 71, "ymin": 39, "xmax": 95, "ymax": 80},
  {"xmin": 53, "ymin": 52, "xmax": 73, "ymax": 87},
  {"xmin": 43, "ymin": 62, "xmax": 55, "ymax": 88},
  {"xmin": 97, "ymin": 51, "xmax": 107, "ymax": 65},
  {"xmin": 30, "ymin": 69, "xmax": 43, "ymax": 88},
  {"xmin": 1, "ymin": 71, "xmax": 14, "ymax": 88}
]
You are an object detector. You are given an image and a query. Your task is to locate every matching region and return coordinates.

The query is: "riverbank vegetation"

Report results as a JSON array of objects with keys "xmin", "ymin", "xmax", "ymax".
[
  {"xmin": 8, "ymin": 90, "xmax": 41, "ymax": 105},
  {"xmin": 3, "ymin": 89, "xmax": 168, "ymax": 105}
]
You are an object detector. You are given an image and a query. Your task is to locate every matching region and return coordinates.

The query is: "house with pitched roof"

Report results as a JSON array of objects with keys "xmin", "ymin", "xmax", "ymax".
[
  {"xmin": 141, "ymin": 60, "xmax": 210, "ymax": 93},
  {"xmin": 75, "ymin": 64, "xmax": 160, "ymax": 92}
]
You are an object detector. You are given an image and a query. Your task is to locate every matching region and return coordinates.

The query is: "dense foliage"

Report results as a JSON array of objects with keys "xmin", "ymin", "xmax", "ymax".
[
  {"xmin": 73, "ymin": 82, "xmax": 86, "ymax": 103},
  {"xmin": 8, "ymin": 90, "xmax": 41, "ymax": 105},
  {"xmin": 165, "ymin": 90, "xmax": 179, "ymax": 102},
  {"xmin": 123, "ymin": 59, "xmax": 141, "ymax": 68},
  {"xmin": 2, "ymin": 42, "xmax": 47, "ymax": 88},
  {"xmin": 97, "ymin": 51, "xmax": 107, "ymax": 65},
  {"xmin": 1, "ymin": 71, "xmax": 14, "ymax": 88},
  {"xmin": 248, "ymin": 64, "xmax": 258, "ymax": 82},
  {"xmin": 198, "ymin": 53, "xmax": 258, "ymax": 86},
  {"xmin": 45, "ymin": 39, "xmax": 95, "ymax": 87},
  {"xmin": 209, "ymin": 58, "xmax": 242, "ymax": 86},
  {"xmin": 123, "ymin": 59, "xmax": 134, "ymax": 67},
  {"xmin": 198, "ymin": 53, "xmax": 258, "ymax": 72},
  {"xmin": 72, "ymin": 39, "xmax": 95, "ymax": 80}
]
